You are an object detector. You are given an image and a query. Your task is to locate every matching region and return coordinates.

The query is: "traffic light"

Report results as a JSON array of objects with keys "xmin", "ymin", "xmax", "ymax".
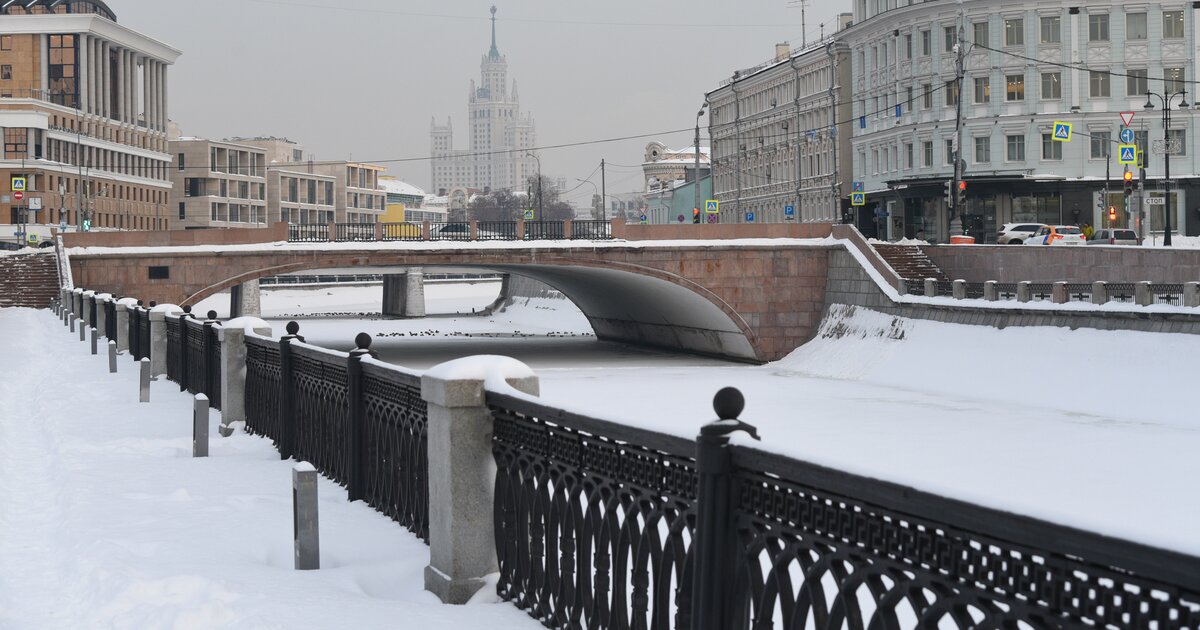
[
  {"xmin": 1108, "ymin": 206, "xmax": 1117, "ymax": 223},
  {"xmin": 943, "ymin": 180, "xmax": 953, "ymax": 207},
  {"xmin": 955, "ymin": 180, "xmax": 967, "ymax": 209},
  {"xmin": 82, "ymin": 218, "xmax": 91, "ymax": 232},
  {"xmin": 1123, "ymin": 170, "xmax": 1134, "ymax": 196},
  {"xmin": 693, "ymin": 207, "xmax": 701, "ymax": 224}
]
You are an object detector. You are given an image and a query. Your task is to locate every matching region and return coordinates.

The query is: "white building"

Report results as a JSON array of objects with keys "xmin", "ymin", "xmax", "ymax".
[
  {"xmin": 845, "ymin": 0, "xmax": 1200, "ymax": 242},
  {"xmin": 430, "ymin": 6, "xmax": 536, "ymax": 196}
]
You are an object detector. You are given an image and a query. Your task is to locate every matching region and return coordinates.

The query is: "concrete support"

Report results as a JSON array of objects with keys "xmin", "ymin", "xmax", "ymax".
[
  {"xmin": 1052, "ymin": 282, "xmax": 1068, "ymax": 304},
  {"xmin": 894, "ymin": 278, "xmax": 907, "ymax": 295},
  {"xmin": 241, "ymin": 280, "xmax": 261, "ymax": 317},
  {"xmin": 1016, "ymin": 281, "xmax": 1031, "ymax": 303},
  {"xmin": 82, "ymin": 291, "xmax": 94, "ymax": 327},
  {"xmin": 293, "ymin": 462, "xmax": 320, "ymax": 570},
  {"xmin": 69, "ymin": 313, "xmax": 76, "ymax": 333},
  {"xmin": 149, "ymin": 307, "xmax": 182, "ymax": 377},
  {"xmin": 1091, "ymin": 281, "xmax": 1108, "ymax": 305},
  {"xmin": 1185, "ymin": 282, "xmax": 1200, "ymax": 308},
  {"xmin": 952, "ymin": 279, "xmax": 966, "ymax": 300},
  {"xmin": 983, "ymin": 281, "xmax": 998, "ymax": 301},
  {"xmin": 421, "ymin": 357, "xmax": 539, "ymax": 604},
  {"xmin": 108, "ymin": 340, "xmax": 117, "ymax": 373},
  {"xmin": 193, "ymin": 394, "xmax": 209, "ymax": 458},
  {"xmin": 95, "ymin": 297, "xmax": 107, "ymax": 339},
  {"xmin": 115, "ymin": 304, "xmax": 131, "ymax": 352},
  {"xmin": 923, "ymin": 278, "xmax": 937, "ymax": 298},
  {"xmin": 219, "ymin": 319, "xmax": 272, "ymax": 437},
  {"xmin": 1135, "ymin": 282, "xmax": 1152, "ymax": 307},
  {"xmin": 90, "ymin": 327, "xmax": 98, "ymax": 354},
  {"xmin": 382, "ymin": 270, "xmax": 427, "ymax": 317},
  {"xmin": 79, "ymin": 321, "xmax": 86, "ymax": 341}
]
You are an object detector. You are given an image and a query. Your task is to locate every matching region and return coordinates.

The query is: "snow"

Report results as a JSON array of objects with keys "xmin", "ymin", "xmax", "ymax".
[
  {"xmin": 422, "ymin": 355, "xmax": 539, "ymax": 394},
  {"xmin": 4, "ymin": 281, "xmax": 1199, "ymax": 624}
]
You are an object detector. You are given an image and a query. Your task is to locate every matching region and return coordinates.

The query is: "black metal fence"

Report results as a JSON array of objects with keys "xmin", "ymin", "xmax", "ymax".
[
  {"xmin": 571, "ymin": 219, "xmax": 612, "ymax": 240},
  {"xmin": 104, "ymin": 299, "xmax": 117, "ymax": 341},
  {"xmin": 485, "ymin": 389, "xmax": 1200, "ymax": 629},
  {"xmin": 288, "ymin": 223, "xmax": 329, "ymax": 242},
  {"xmin": 909, "ymin": 279, "xmax": 1193, "ymax": 306},
  {"xmin": 287, "ymin": 220, "xmax": 616, "ymax": 243},
  {"xmin": 381, "ymin": 222, "xmax": 423, "ymax": 241},
  {"xmin": 162, "ymin": 313, "xmax": 224, "ymax": 410},
  {"xmin": 336, "ymin": 223, "xmax": 376, "ymax": 241}
]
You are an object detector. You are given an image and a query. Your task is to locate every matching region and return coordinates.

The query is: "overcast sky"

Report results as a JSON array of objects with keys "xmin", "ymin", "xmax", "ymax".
[{"xmin": 116, "ymin": 0, "xmax": 847, "ymax": 204}]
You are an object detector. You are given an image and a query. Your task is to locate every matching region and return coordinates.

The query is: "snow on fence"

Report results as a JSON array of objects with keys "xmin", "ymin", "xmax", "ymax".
[
  {"xmin": 58, "ymin": 289, "xmax": 1200, "ymax": 628},
  {"xmin": 902, "ymin": 278, "xmax": 1200, "ymax": 308}
]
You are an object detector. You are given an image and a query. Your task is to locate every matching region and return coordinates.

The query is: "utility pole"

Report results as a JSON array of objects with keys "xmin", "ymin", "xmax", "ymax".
[
  {"xmin": 600, "ymin": 159, "xmax": 606, "ymax": 220},
  {"xmin": 949, "ymin": 1, "xmax": 966, "ymax": 236},
  {"xmin": 694, "ymin": 104, "xmax": 707, "ymax": 224}
]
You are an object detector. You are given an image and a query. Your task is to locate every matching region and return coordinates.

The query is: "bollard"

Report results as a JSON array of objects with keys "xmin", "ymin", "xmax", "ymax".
[
  {"xmin": 1135, "ymin": 281, "xmax": 1152, "ymax": 307},
  {"xmin": 1052, "ymin": 281, "xmax": 1068, "ymax": 304},
  {"xmin": 193, "ymin": 394, "xmax": 210, "ymax": 458},
  {"xmin": 952, "ymin": 279, "xmax": 966, "ymax": 300},
  {"xmin": 108, "ymin": 340, "xmax": 117, "ymax": 373},
  {"xmin": 70, "ymin": 313, "xmax": 76, "ymax": 333},
  {"xmin": 924, "ymin": 277, "xmax": 937, "ymax": 298},
  {"xmin": 1185, "ymin": 282, "xmax": 1200, "ymax": 308},
  {"xmin": 90, "ymin": 327, "xmax": 98, "ymax": 354},
  {"xmin": 293, "ymin": 462, "xmax": 320, "ymax": 570},
  {"xmin": 79, "ymin": 320, "xmax": 86, "ymax": 341},
  {"xmin": 1091, "ymin": 281, "xmax": 1108, "ymax": 305},
  {"xmin": 1017, "ymin": 281, "xmax": 1032, "ymax": 303},
  {"xmin": 139, "ymin": 358, "xmax": 151, "ymax": 403},
  {"xmin": 983, "ymin": 280, "xmax": 998, "ymax": 302}
]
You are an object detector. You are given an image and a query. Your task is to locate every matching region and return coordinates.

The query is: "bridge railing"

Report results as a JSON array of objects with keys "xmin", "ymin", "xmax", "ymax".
[
  {"xmin": 381, "ymin": 222, "xmax": 423, "ymax": 241},
  {"xmin": 902, "ymin": 278, "xmax": 1200, "ymax": 308},
  {"xmin": 286, "ymin": 220, "xmax": 617, "ymax": 243},
  {"xmin": 335, "ymin": 223, "xmax": 376, "ymax": 242},
  {"xmin": 288, "ymin": 223, "xmax": 329, "ymax": 242}
]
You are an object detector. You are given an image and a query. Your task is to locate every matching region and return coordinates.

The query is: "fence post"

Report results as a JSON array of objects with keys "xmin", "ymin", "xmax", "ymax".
[
  {"xmin": 293, "ymin": 462, "xmax": 320, "ymax": 570},
  {"xmin": 69, "ymin": 313, "xmax": 76, "ymax": 333},
  {"xmin": 345, "ymin": 333, "xmax": 371, "ymax": 502},
  {"xmin": 421, "ymin": 356, "xmax": 540, "ymax": 604},
  {"xmin": 1135, "ymin": 281, "xmax": 1152, "ymax": 306},
  {"xmin": 219, "ymin": 317, "xmax": 272, "ymax": 437},
  {"xmin": 278, "ymin": 321, "xmax": 302, "ymax": 460},
  {"xmin": 108, "ymin": 340, "xmax": 117, "ymax": 373},
  {"xmin": 90, "ymin": 327, "xmax": 98, "ymax": 354},
  {"xmin": 114, "ymin": 302, "xmax": 131, "ymax": 352},
  {"xmin": 1185, "ymin": 282, "xmax": 1200, "ymax": 308},
  {"xmin": 894, "ymin": 278, "xmax": 907, "ymax": 295},
  {"xmin": 149, "ymin": 305, "xmax": 181, "ymax": 377},
  {"xmin": 1017, "ymin": 281, "xmax": 1032, "ymax": 303},
  {"xmin": 563, "ymin": 219, "xmax": 573, "ymax": 240},
  {"xmin": 692, "ymin": 387, "xmax": 760, "ymax": 630},
  {"xmin": 81, "ymin": 290, "xmax": 93, "ymax": 327},
  {"xmin": 203, "ymin": 310, "xmax": 218, "ymax": 397},
  {"xmin": 193, "ymin": 394, "xmax": 210, "ymax": 458},
  {"xmin": 79, "ymin": 318, "xmax": 86, "ymax": 341},
  {"xmin": 1052, "ymin": 281, "xmax": 1068, "ymax": 304},
  {"xmin": 139, "ymin": 358, "xmax": 151, "ymax": 403},
  {"xmin": 983, "ymin": 280, "xmax": 998, "ymax": 301},
  {"xmin": 952, "ymin": 279, "xmax": 966, "ymax": 300},
  {"xmin": 1092, "ymin": 281, "xmax": 1108, "ymax": 305},
  {"xmin": 923, "ymin": 277, "xmax": 936, "ymax": 297},
  {"xmin": 94, "ymin": 295, "xmax": 107, "ymax": 339}
]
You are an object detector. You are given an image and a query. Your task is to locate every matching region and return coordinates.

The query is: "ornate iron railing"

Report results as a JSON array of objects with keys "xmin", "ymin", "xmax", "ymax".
[
  {"xmin": 572, "ymin": 220, "xmax": 613, "ymax": 240},
  {"xmin": 476, "ymin": 221, "xmax": 518, "ymax": 241},
  {"xmin": 1151, "ymin": 283, "xmax": 1185, "ymax": 305},
  {"xmin": 88, "ymin": 297, "xmax": 97, "ymax": 329},
  {"xmin": 244, "ymin": 334, "xmax": 283, "ymax": 444},
  {"xmin": 429, "ymin": 222, "xmax": 472, "ymax": 241},
  {"xmin": 288, "ymin": 223, "xmax": 328, "ymax": 242},
  {"xmin": 525, "ymin": 221, "xmax": 564, "ymax": 240},
  {"xmin": 289, "ymin": 343, "xmax": 351, "ymax": 485},
  {"xmin": 488, "ymin": 391, "xmax": 698, "ymax": 629},
  {"xmin": 381, "ymin": 222, "xmax": 423, "ymax": 241},
  {"xmin": 166, "ymin": 316, "xmax": 184, "ymax": 384},
  {"xmin": 184, "ymin": 318, "xmax": 206, "ymax": 396},
  {"xmin": 1027, "ymin": 282, "xmax": 1055, "ymax": 301},
  {"xmin": 336, "ymin": 222, "xmax": 376, "ymax": 241},
  {"xmin": 1065, "ymin": 282, "xmax": 1094, "ymax": 302},
  {"xmin": 360, "ymin": 360, "xmax": 429, "ymax": 541},
  {"xmin": 288, "ymin": 220, "xmax": 618, "ymax": 242},
  {"xmin": 104, "ymin": 299, "xmax": 117, "ymax": 340},
  {"xmin": 1107, "ymin": 282, "xmax": 1137, "ymax": 303}
]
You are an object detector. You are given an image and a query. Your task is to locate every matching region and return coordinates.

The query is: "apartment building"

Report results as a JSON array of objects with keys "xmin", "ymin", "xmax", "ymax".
[
  {"xmin": 0, "ymin": 0, "xmax": 180, "ymax": 235},
  {"xmin": 170, "ymin": 138, "xmax": 267, "ymax": 229}
]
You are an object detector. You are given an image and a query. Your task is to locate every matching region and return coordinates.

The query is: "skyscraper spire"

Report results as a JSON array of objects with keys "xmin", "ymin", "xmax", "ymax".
[{"xmin": 488, "ymin": 5, "xmax": 500, "ymax": 60}]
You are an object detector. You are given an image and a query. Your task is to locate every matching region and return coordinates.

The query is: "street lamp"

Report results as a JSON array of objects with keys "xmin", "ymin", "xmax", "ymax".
[
  {"xmin": 1143, "ymin": 89, "xmax": 1189, "ymax": 246},
  {"xmin": 525, "ymin": 151, "xmax": 542, "ymax": 234},
  {"xmin": 694, "ymin": 103, "xmax": 708, "ymax": 225},
  {"xmin": 575, "ymin": 178, "xmax": 600, "ymax": 219}
]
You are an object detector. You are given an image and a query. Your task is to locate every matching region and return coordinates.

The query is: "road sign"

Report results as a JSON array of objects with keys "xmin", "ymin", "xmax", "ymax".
[
  {"xmin": 638, "ymin": 214, "xmax": 647, "ymax": 224},
  {"xmin": 28, "ymin": 197, "xmax": 41, "ymax": 210},
  {"xmin": 850, "ymin": 192, "xmax": 866, "ymax": 206},
  {"xmin": 676, "ymin": 214, "xmax": 685, "ymax": 223},
  {"xmin": 14, "ymin": 191, "xmax": 24, "ymax": 201},
  {"xmin": 852, "ymin": 181, "xmax": 864, "ymax": 192},
  {"xmin": 10, "ymin": 176, "xmax": 25, "ymax": 191},
  {"xmin": 706, "ymin": 214, "xmax": 717, "ymax": 224},
  {"xmin": 1120, "ymin": 111, "xmax": 1135, "ymax": 127},
  {"xmin": 1052, "ymin": 121, "xmax": 1072, "ymax": 142},
  {"xmin": 745, "ymin": 211, "xmax": 755, "ymax": 223},
  {"xmin": 1119, "ymin": 127, "xmax": 1135, "ymax": 144},
  {"xmin": 1145, "ymin": 196, "xmax": 1166, "ymax": 205},
  {"xmin": 1118, "ymin": 145, "xmax": 1137, "ymax": 165},
  {"xmin": 523, "ymin": 209, "xmax": 534, "ymax": 220},
  {"xmin": 784, "ymin": 204, "xmax": 795, "ymax": 216},
  {"xmin": 704, "ymin": 199, "xmax": 719, "ymax": 214}
]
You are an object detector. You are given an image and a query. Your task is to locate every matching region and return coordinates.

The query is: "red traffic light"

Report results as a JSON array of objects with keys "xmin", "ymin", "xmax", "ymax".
[
  {"xmin": 958, "ymin": 181, "xmax": 967, "ymax": 190},
  {"xmin": 1108, "ymin": 207, "xmax": 1117, "ymax": 221}
]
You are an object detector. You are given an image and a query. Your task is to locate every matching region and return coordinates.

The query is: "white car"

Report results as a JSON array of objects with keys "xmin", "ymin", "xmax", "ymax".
[
  {"xmin": 996, "ymin": 223, "xmax": 1046, "ymax": 245},
  {"xmin": 1023, "ymin": 225, "xmax": 1087, "ymax": 246}
]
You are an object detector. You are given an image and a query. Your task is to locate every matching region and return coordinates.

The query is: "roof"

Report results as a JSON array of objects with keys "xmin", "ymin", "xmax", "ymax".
[
  {"xmin": 1, "ymin": 0, "xmax": 115, "ymax": 22},
  {"xmin": 378, "ymin": 178, "xmax": 425, "ymax": 197}
]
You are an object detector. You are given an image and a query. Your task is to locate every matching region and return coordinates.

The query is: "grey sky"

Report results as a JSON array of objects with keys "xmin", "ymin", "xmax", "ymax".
[{"xmin": 116, "ymin": 0, "xmax": 846, "ymax": 204}]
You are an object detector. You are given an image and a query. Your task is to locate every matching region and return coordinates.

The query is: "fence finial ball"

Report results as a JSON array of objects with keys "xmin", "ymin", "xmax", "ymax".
[
  {"xmin": 355, "ymin": 332, "xmax": 372, "ymax": 350},
  {"xmin": 713, "ymin": 387, "xmax": 745, "ymax": 420},
  {"xmin": 183, "ymin": 305, "xmax": 192, "ymax": 313},
  {"xmin": 286, "ymin": 321, "xmax": 300, "ymax": 335},
  {"xmin": 207, "ymin": 310, "xmax": 218, "ymax": 320},
  {"xmin": 150, "ymin": 301, "xmax": 157, "ymax": 307}
]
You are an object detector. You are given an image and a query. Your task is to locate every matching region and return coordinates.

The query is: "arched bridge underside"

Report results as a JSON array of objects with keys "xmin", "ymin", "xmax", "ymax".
[{"xmin": 69, "ymin": 243, "xmax": 838, "ymax": 362}]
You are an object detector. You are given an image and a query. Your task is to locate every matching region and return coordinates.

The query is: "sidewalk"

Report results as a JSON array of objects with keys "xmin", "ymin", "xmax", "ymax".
[{"xmin": 0, "ymin": 308, "xmax": 535, "ymax": 629}]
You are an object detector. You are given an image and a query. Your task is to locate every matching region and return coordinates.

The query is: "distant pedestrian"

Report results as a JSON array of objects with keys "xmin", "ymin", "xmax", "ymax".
[{"xmin": 1082, "ymin": 223, "xmax": 1095, "ymax": 239}]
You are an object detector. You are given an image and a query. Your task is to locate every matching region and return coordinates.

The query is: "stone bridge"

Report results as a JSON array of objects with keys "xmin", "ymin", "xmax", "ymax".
[{"xmin": 64, "ymin": 222, "xmax": 841, "ymax": 362}]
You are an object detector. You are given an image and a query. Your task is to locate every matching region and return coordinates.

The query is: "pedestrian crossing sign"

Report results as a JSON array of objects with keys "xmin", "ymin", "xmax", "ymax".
[
  {"xmin": 850, "ymin": 192, "xmax": 866, "ymax": 206},
  {"xmin": 1052, "ymin": 121, "xmax": 1072, "ymax": 142},
  {"xmin": 523, "ymin": 209, "xmax": 534, "ymax": 220},
  {"xmin": 1118, "ymin": 144, "xmax": 1137, "ymax": 165},
  {"xmin": 705, "ymin": 199, "xmax": 719, "ymax": 214},
  {"xmin": 10, "ymin": 176, "xmax": 25, "ymax": 191}
]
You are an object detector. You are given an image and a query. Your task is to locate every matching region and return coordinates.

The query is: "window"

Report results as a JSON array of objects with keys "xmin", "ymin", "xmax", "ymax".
[
  {"xmin": 905, "ymin": 34, "xmax": 912, "ymax": 59},
  {"xmin": 1088, "ymin": 14, "xmax": 1109, "ymax": 42},
  {"xmin": 1006, "ymin": 75, "xmax": 1025, "ymax": 101},
  {"xmin": 1005, "ymin": 19, "xmax": 1024, "ymax": 46},
  {"xmin": 973, "ymin": 22, "xmax": 989, "ymax": 47},
  {"xmin": 1165, "ymin": 67, "xmax": 1185, "ymax": 94},
  {"xmin": 1042, "ymin": 134, "xmax": 1063, "ymax": 160},
  {"xmin": 944, "ymin": 26, "xmax": 956, "ymax": 52},
  {"xmin": 1126, "ymin": 13, "xmax": 1147, "ymax": 40},
  {"xmin": 923, "ymin": 141, "xmax": 933, "ymax": 167},
  {"xmin": 1168, "ymin": 129, "xmax": 1186, "ymax": 155},
  {"xmin": 921, "ymin": 83, "xmax": 932, "ymax": 109},
  {"xmin": 1127, "ymin": 69, "xmax": 1148, "ymax": 97},
  {"xmin": 905, "ymin": 143, "xmax": 913, "ymax": 169},
  {"xmin": 974, "ymin": 137, "xmax": 991, "ymax": 163},
  {"xmin": 178, "ymin": 202, "xmax": 185, "ymax": 220},
  {"xmin": 946, "ymin": 80, "xmax": 959, "ymax": 106},
  {"xmin": 0, "ymin": 65, "xmax": 9, "ymax": 81},
  {"xmin": 1090, "ymin": 131, "xmax": 1111, "ymax": 158},
  {"xmin": 0, "ymin": 35, "xmax": 11, "ymax": 50},
  {"xmin": 1089, "ymin": 71, "xmax": 1110, "ymax": 98},
  {"xmin": 1040, "ymin": 16, "xmax": 1061, "ymax": 43},
  {"xmin": 1007, "ymin": 135, "xmax": 1026, "ymax": 161},
  {"xmin": 1042, "ymin": 72, "xmax": 1061, "ymax": 99},
  {"xmin": 46, "ymin": 34, "xmax": 76, "ymax": 107},
  {"xmin": 946, "ymin": 139, "xmax": 955, "ymax": 165},
  {"xmin": 177, "ymin": 153, "xmax": 185, "ymax": 171},
  {"xmin": 1163, "ymin": 11, "xmax": 1184, "ymax": 39},
  {"xmin": 921, "ymin": 29, "xmax": 931, "ymax": 56},
  {"xmin": 974, "ymin": 77, "xmax": 990, "ymax": 103}
]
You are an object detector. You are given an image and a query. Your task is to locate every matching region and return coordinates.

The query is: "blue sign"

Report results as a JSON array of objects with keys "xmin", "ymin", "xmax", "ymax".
[
  {"xmin": 784, "ymin": 205, "xmax": 795, "ymax": 216},
  {"xmin": 745, "ymin": 211, "xmax": 755, "ymax": 223},
  {"xmin": 1052, "ymin": 121, "xmax": 1072, "ymax": 141},
  {"xmin": 852, "ymin": 181, "xmax": 864, "ymax": 192},
  {"xmin": 850, "ymin": 192, "xmax": 866, "ymax": 206},
  {"xmin": 1120, "ymin": 127, "xmax": 1135, "ymax": 144},
  {"xmin": 1119, "ymin": 145, "xmax": 1137, "ymax": 164}
]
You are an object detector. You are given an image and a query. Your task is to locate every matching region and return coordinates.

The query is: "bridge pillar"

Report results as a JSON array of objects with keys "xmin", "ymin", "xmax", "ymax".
[
  {"xmin": 382, "ymin": 269, "xmax": 426, "ymax": 318},
  {"xmin": 228, "ymin": 280, "xmax": 262, "ymax": 319}
]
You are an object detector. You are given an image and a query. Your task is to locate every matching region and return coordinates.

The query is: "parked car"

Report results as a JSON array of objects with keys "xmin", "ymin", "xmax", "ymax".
[
  {"xmin": 996, "ymin": 223, "xmax": 1046, "ymax": 244},
  {"xmin": 1024, "ymin": 225, "xmax": 1086, "ymax": 246},
  {"xmin": 1087, "ymin": 228, "xmax": 1139, "ymax": 246}
]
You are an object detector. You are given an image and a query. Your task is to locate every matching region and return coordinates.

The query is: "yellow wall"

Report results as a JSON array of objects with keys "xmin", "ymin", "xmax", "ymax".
[{"xmin": 380, "ymin": 202, "xmax": 406, "ymax": 223}]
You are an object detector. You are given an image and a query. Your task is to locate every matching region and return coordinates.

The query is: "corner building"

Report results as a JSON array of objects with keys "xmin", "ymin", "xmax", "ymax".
[
  {"xmin": 845, "ymin": 0, "xmax": 1200, "ymax": 242},
  {"xmin": 0, "ymin": 0, "xmax": 179, "ymax": 232}
]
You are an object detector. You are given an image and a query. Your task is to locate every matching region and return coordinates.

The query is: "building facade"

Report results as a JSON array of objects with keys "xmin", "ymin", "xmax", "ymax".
[
  {"xmin": 378, "ymin": 176, "xmax": 427, "ymax": 222},
  {"xmin": 430, "ymin": 7, "xmax": 537, "ymax": 196},
  {"xmin": 706, "ymin": 29, "xmax": 854, "ymax": 226},
  {"xmin": 169, "ymin": 138, "xmax": 267, "ymax": 229},
  {"xmin": 0, "ymin": 0, "xmax": 180, "ymax": 239},
  {"xmin": 845, "ymin": 0, "xmax": 1200, "ymax": 242}
]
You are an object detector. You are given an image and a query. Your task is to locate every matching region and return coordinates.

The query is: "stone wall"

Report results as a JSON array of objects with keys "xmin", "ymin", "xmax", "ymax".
[{"xmin": 922, "ymin": 245, "xmax": 1200, "ymax": 283}]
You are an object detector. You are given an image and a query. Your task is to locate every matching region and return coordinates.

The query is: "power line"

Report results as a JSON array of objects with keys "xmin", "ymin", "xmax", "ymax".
[{"xmin": 970, "ymin": 41, "xmax": 1200, "ymax": 87}]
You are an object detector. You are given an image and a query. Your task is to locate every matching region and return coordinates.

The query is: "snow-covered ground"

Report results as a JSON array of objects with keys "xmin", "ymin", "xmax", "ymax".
[{"xmin": 3, "ymin": 284, "xmax": 1198, "ymax": 626}]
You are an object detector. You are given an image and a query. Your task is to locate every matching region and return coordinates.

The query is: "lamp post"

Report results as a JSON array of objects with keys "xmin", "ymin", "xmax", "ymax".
[
  {"xmin": 694, "ymin": 103, "xmax": 708, "ymax": 225},
  {"xmin": 575, "ymin": 178, "xmax": 600, "ymax": 220},
  {"xmin": 525, "ymin": 151, "xmax": 542, "ymax": 234},
  {"xmin": 1144, "ymin": 89, "xmax": 1189, "ymax": 246}
]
